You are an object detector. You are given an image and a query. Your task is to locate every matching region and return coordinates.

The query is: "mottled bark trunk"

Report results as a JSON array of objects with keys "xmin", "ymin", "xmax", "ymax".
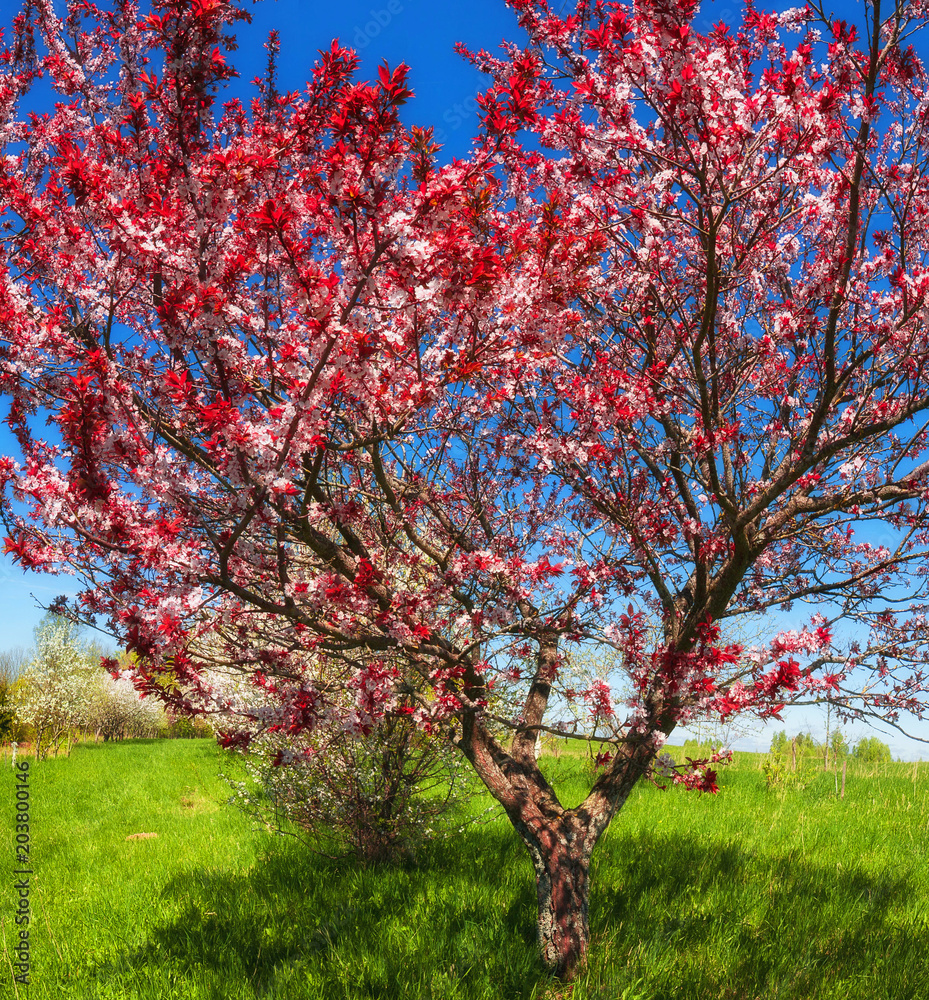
[
  {"xmin": 521, "ymin": 825, "xmax": 591, "ymax": 979},
  {"xmin": 456, "ymin": 644, "xmax": 666, "ymax": 981}
]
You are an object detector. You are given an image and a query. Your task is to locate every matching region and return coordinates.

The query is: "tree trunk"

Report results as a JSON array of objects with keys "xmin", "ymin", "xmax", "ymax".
[
  {"xmin": 456, "ymin": 663, "xmax": 660, "ymax": 981},
  {"xmin": 522, "ymin": 827, "xmax": 591, "ymax": 979}
]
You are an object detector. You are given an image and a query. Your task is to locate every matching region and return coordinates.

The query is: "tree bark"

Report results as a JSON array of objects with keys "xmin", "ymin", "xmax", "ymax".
[
  {"xmin": 458, "ymin": 711, "xmax": 658, "ymax": 980},
  {"xmin": 519, "ymin": 820, "xmax": 591, "ymax": 979}
]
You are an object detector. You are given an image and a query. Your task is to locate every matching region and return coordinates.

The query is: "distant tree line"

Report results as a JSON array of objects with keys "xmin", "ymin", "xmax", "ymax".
[
  {"xmin": 763, "ymin": 729, "xmax": 894, "ymax": 788},
  {"xmin": 769, "ymin": 728, "xmax": 893, "ymax": 762}
]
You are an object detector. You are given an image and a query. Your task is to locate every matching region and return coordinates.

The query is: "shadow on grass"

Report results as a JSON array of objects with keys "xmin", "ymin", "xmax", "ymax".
[
  {"xmin": 89, "ymin": 823, "xmax": 927, "ymax": 999},
  {"xmin": 91, "ymin": 824, "xmax": 545, "ymax": 999},
  {"xmin": 591, "ymin": 828, "xmax": 928, "ymax": 998}
]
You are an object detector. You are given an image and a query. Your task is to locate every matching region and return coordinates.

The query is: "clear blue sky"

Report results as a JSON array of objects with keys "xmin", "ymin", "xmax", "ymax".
[{"xmin": 2, "ymin": 0, "xmax": 928, "ymax": 757}]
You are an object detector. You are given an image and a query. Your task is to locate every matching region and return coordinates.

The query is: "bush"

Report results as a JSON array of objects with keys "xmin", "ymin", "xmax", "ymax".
[
  {"xmin": 165, "ymin": 715, "xmax": 214, "ymax": 739},
  {"xmin": 224, "ymin": 712, "xmax": 479, "ymax": 865}
]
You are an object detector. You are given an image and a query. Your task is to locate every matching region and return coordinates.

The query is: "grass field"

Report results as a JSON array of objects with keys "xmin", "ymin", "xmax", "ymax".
[{"xmin": 3, "ymin": 738, "xmax": 928, "ymax": 999}]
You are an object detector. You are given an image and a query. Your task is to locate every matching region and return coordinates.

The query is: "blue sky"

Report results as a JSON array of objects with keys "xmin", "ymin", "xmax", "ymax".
[{"xmin": 2, "ymin": 0, "xmax": 929, "ymax": 757}]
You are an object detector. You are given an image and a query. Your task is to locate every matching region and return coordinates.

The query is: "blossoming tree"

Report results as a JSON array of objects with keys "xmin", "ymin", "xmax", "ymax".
[
  {"xmin": 3, "ymin": 0, "xmax": 929, "ymax": 978},
  {"xmin": 90, "ymin": 659, "xmax": 167, "ymax": 740},
  {"xmin": 12, "ymin": 613, "xmax": 99, "ymax": 757}
]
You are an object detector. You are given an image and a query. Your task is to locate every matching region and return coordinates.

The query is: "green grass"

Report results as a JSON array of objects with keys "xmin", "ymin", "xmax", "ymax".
[{"xmin": 4, "ymin": 739, "xmax": 929, "ymax": 999}]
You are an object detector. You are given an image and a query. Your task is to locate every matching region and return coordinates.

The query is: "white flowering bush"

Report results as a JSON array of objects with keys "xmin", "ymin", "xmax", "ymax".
[
  {"xmin": 12, "ymin": 614, "xmax": 100, "ymax": 759},
  {"xmin": 88, "ymin": 664, "xmax": 167, "ymax": 741}
]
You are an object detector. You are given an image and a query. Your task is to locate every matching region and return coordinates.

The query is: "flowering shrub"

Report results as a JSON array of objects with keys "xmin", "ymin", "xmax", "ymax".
[
  {"xmin": 223, "ymin": 710, "xmax": 481, "ymax": 864},
  {"xmin": 11, "ymin": 614, "xmax": 100, "ymax": 759}
]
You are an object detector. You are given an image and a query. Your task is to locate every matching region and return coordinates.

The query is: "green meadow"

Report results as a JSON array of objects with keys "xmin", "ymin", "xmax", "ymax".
[{"xmin": 3, "ymin": 738, "xmax": 928, "ymax": 999}]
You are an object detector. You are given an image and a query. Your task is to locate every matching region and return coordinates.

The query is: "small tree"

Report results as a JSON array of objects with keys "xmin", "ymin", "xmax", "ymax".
[
  {"xmin": 830, "ymin": 729, "xmax": 850, "ymax": 763},
  {"xmin": 88, "ymin": 662, "xmax": 167, "ymax": 741},
  {"xmin": 762, "ymin": 730, "xmax": 790, "ymax": 787},
  {"xmin": 8, "ymin": 0, "xmax": 929, "ymax": 978},
  {"xmin": 11, "ymin": 615, "xmax": 99, "ymax": 759},
  {"xmin": 762, "ymin": 730, "xmax": 821, "ymax": 788}
]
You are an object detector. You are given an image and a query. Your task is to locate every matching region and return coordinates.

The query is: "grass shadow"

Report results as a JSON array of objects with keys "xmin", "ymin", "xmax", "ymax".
[
  {"xmin": 90, "ymin": 823, "xmax": 548, "ymax": 999},
  {"xmin": 589, "ymin": 827, "xmax": 929, "ymax": 998},
  {"xmin": 84, "ymin": 809, "xmax": 928, "ymax": 999}
]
